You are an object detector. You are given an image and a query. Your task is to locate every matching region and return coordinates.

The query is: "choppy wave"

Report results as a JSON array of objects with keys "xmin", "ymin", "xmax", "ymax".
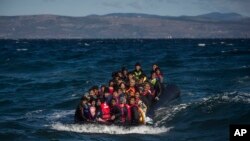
[
  {"xmin": 154, "ymin": 91, "xmax": 250, "ymax": 126},
  {"xmin": 51, "ymin": 122, "xmax": 171, "ymax": 134}
]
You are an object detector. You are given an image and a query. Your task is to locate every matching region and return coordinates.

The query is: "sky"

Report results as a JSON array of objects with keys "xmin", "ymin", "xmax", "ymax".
[{"xmin": 0, "ymin": 0, "xmax": 250, "ymax": 17}]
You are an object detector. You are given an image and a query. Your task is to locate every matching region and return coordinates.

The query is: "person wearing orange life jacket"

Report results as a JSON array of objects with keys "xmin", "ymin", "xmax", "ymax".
[
  {"xmin": 119, "ymin": 96, "xmax": 130, "ymax": 125},
  {"xmin": 141, "ymin": 82, "xmax": 154, "ymax": 112},
  {"xmin": 126, "ymin": 79, "xmax": 137, "ymax": 98}
]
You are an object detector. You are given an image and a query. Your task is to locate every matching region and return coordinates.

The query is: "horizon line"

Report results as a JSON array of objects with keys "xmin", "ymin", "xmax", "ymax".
[{"xmin": 0, "ymin": 11, "xmax": 247, "ymax": 18}]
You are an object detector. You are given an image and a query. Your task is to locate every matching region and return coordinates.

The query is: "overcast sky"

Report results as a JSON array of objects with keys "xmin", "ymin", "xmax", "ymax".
[{"xmin": 0, "ymin": 0, "xmax": 250, "ymax": 17}]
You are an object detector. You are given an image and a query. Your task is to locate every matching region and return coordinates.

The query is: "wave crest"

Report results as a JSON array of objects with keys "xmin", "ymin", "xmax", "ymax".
[{"xmin": 51, "ymin": 122, "xmax": 171, "ymax": 134}]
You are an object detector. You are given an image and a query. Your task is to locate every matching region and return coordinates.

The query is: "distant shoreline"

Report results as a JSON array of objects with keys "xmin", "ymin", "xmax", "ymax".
[
  {"xmin": 0, "ymin": 38, "xmax": 249, "ymax": 40},
  {"xmin": 0, "ymin": 13, "xmax": 249, "ymax": 39}
]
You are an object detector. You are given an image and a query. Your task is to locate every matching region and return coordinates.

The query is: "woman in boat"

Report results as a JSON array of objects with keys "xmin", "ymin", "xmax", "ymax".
[
  {"xmin": 119, "ymin": 82, "xmax": 127, "ymax": 94},
  {"xmin": 151, "ymin": 64, "xmax": 159, "ymax": 74},
  {"xmin": 155, "ymin": 67, "xmax": 164, "ymax": 83},
  {"xmin": 74, "ymin": 96, "xmax": 90, "ymax": 123},
  {"xmin": 89, "ymin": 98, "xmax": 97, "ymax": 122}
]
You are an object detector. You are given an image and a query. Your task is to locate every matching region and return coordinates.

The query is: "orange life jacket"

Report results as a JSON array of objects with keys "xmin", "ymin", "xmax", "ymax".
[{"xmin": 126, "ymin": 87, "xmax": 136, "ymax": 97}]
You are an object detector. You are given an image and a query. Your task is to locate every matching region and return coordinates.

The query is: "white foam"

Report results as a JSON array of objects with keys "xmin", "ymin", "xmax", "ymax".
[
  {"xmin": 201, "ymin": 91, "xmax": 250, "ymax": 104},
  {"xmin": 198, "ymin": 43, "xmax": 206, "ymax": 47},
  {"xmin": 51, "ymin": 122, "xmax": 171, "ymax": 134},
  {"xmin": 16, "ymin": 48, "xmax": 28, "ymax": 51},
  {"xmin": 84, "ymin": 43, "xmax": 90, "ymax": 46},
  {"xmin": 155, "ymin": 104, "xmax": 189, "ymax": 126},
  {"xmin": 25, "ymin": 109, "xmax": 44, "ymax": 119},
  {"xmin": 48, "ymin": 110, "xmax": 74, "ymax": 120}
]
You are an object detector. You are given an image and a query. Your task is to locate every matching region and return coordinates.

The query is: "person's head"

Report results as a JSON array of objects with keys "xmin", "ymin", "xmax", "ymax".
[
  {"xmin": 90, "ymin": 99, "xmax": 96, "ymax": 106},
  {"xmin": 92, "ymin": 85, "xmax": 99, "ymax": 94},
  {"xmin": 144, "ymin": 82, "xmax": 151, "ymax": 91},
  {"xmin": 104, "ymin": 87, "xmax": 110, "ymax": 97},
  {"xmin": 151, "ymin": 72, "xmax": 157, "ymax": 79},
  {"xmin": 113, "ymin": 91, "xmax": 118, "ymax": 97},
  {"xmin": 100, "ymin": 85, "xmax": 106, "ymax": 92},
  {"xmin": 117, "ymin": 78, "xmax": 123, "ymax": 85},
  {"xmin": 129, "ymin": 79, "xmax": 136, "ymax": 87},
  {"xmin": 89, "ymin": 89, "xmax": 95, "ymax": 96},
  {"xmin": 111, "ymin": 98, "xmax": 117, "ymax": 106},
  {"xmin": 135, "ymin": 91, "xmax": 140, "ymax": 99},
  {"xmin": 135, "ymin": 63, "xmax": 141, "ymax": 71},
  {"xmin": 122, "ymin": 68, "xmax": 128, "ymax": 76},
  {"xmin": 155, "ymin": 67, "xmax": 161, "ymax": 75},
  {"xmin": 118, "ymin": 88, "xmax": 123, "ymax": 95},
  {"xmin": 81, "ymin": 96, "xmax": 88, "ymax": 105},
  {"xmin": 117, "ymin": 71, "xmax": 123, "ymax": 78},
  {"xmin": 109, "ymin": 80, "xmax": 114, "ymax": 87},
  {"xmin": 152, "ymin": 64, "xmax": 158, "ymax": 71},
  {"xmin": 96, "ymin": 98, "xmax": 102, "ymax": 106},
  {"xmin": 139, "ymin": 75, "xmax": 146, "ymax": 84},
  {"xmin": 119, "ymin": 82, "xmax": 126, "ymax": 89},
  {"xmin": 139, "ymin": 86, "xmax": 143, "ymax": 93},
  {"xmin": 120, "ymin": 96, "xmax": 126, "ymax": 104},
  {"xmin": 130, "ymin": 96, "xmax": 136, "ymax": 105},
  {"xmin": 128, "ymin": 72, "xmax": 134, "ymax": 80}
]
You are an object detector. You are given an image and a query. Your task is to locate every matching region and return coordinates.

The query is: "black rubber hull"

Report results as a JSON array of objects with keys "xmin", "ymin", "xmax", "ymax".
[{"xmin": 149, "ymin": 83, "xmax": 181, "ymax": 115}]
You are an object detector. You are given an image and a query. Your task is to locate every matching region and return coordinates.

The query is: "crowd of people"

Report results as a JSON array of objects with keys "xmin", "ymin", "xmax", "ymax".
[{"xmin": 74, "ymin": 63, "xmax": 164, "ymax": 126}]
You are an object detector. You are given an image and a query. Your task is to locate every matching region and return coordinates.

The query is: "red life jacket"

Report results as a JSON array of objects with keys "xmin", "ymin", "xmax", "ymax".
[
  {"xmin": 101, "ymin": 102, "xmax": 110, "ymax": 120},
  {"xmin": 126, "ymin": 104, "xmax": 131, "ymax": 121}
]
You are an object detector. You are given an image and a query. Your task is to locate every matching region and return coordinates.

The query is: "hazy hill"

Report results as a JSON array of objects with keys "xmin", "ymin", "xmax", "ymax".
[{"xmin": 0, "ymin": 12, "xmax": 249, "ymax": 39}]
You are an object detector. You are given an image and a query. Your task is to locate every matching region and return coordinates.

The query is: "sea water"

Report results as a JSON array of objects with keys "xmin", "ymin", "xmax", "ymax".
[{"xmin": 0, "ymin": 39, "xmax": 249, "ymax": 141}]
